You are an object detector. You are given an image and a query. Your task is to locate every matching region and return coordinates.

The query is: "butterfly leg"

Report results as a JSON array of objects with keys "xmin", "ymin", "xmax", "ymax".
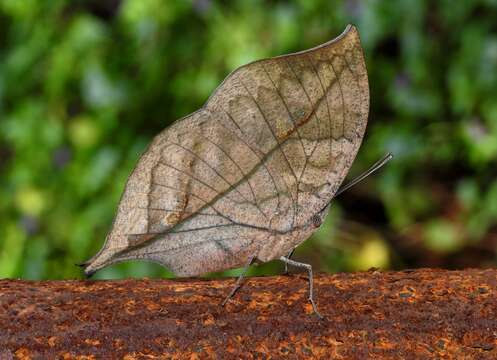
[
  {"xmin": 221, "ymin": 256, "xmax": 255, "ymax": 306},
  {"xmin": 283, "ymin": 249, "xmax": 295, "ymax": 274},
  {"xmin": 279, "ymin": 256, "xmax": 323, "ymax": 318}
]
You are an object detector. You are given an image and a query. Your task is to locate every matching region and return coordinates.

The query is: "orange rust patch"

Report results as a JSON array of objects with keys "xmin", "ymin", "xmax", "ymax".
[
  {"xmin": 84, "ymin": 339, "xmax": 101, "ymax": 346},
  {"xmin": 48, "ymin": 336, "xmax": 57, "ymax": 347},
  {"xmin": 14, "ymin": 348, "xmax": 31, "ymax": 359}
]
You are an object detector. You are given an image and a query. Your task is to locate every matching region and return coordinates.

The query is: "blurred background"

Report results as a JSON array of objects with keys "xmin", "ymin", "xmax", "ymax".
[{"xmin": 1, "ymin": 0, "xmax": 497, "ymax": 280}]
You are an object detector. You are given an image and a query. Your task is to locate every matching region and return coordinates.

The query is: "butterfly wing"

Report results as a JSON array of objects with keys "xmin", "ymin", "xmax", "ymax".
[{"xmin": 83, "ymin": 24, "xmax": 369, "ymax": 276}]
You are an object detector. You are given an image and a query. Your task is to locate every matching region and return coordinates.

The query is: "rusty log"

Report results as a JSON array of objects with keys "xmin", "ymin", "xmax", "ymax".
[{"xmin": 1, "ymin": 269, "xmax": 497, "ymax": 359}]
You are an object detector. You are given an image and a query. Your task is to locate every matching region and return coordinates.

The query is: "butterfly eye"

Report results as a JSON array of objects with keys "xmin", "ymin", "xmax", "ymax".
[{"xmin": 311, "ymin": 215, "xmax": 322, "ymax": 228}]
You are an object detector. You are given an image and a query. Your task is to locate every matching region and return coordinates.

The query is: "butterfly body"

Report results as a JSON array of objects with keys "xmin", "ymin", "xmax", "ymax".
[{"xmin": 83, "ymin": 25, "xmax": 369, "ymax": 279}]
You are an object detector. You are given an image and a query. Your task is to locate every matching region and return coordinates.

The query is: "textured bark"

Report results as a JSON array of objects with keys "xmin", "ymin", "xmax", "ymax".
[{"xmin": 1, "ymin": 269, "xmax": 497, "ymax": 359}]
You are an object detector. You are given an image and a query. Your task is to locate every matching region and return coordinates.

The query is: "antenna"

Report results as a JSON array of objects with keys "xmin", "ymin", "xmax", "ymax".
[{"xmin": 335, "ymin": 152, "xmax": 393, "ymax": 197}]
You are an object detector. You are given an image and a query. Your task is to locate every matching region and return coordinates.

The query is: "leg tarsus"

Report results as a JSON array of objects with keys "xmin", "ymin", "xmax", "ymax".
[
  {"xmin": 221, "ymin": 256, "xmax": 255, "ymax": 306},
  {"xmin": 279, "ymin": 256, "xmax": 323, "ymax": 319}
]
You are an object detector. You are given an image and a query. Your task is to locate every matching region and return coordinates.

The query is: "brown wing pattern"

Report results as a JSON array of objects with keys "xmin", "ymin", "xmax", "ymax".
[{"xmin": 83, "ymin": 25, "xmax": 369, "ymax": 276}]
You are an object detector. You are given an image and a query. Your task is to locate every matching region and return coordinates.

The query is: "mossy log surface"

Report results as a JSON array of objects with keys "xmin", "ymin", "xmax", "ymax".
[{"xmin": 1, "ymin": 269, "xmax": 497, "ymax": 359}]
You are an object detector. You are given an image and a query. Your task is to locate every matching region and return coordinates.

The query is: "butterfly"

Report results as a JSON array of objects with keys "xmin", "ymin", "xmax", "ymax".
[{"xmin": 80, "ymin": 24, "xmax": 389, "ymax": 318}]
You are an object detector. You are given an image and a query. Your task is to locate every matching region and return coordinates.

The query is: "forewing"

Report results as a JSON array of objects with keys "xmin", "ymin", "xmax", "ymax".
[{"xmin": 83, "ymin": 25, "xmax": 369, "ymax": 276}]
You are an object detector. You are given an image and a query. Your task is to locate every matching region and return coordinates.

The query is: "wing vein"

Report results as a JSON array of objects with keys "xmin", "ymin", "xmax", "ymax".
[
  {"xmin": 149, "ymin": 182, "xmax": 275, "ymax": 233},
  {"xmin": 156, "ymin": 159, "xmax": 240, "ymax": 204},
  {"xmin": 135, "ymin": 206, "xmax": 220, "ymax": 217},
  {"xmin": 328, "ymin": 60, "xmax": 345, "ymax": 141},
  {"xmin": 238, "ymin": 77, "xmax": 298, "ymax": 224},
  {"xmin": 216, "ymin": 110, "xmax": 283, "ymax": 212},
  {"xmin": 284, "ymin": 58, "xmax": 321, "ymax": 162},
  {"xmin": 194, "ymin": 128, "xmax": 267, "ymax": 219},
  {"xmin": 167, "ymin": 141, "xmax": 250, "ymax": 203},
  {"xmin": 261, "ymin": 62, "xmax": 307, "ymax": 164},
  {"xmin": 307, "ymin": 56, "xmax": 334, "ymax": 163}
]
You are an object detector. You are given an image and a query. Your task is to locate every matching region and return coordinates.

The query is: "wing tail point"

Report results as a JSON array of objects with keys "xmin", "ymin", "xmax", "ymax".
[{"xmin": 78, "ymin": 246, "xmax": 119, "ymax": 278}]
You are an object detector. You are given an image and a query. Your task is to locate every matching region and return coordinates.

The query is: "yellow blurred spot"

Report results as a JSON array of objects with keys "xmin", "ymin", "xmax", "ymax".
[
  {"xmin": 350, "ymin": 236, "xmax": 390, "ymax": 271},
  {"xmin": 424, "ymin": 220, "xmax": 462, "ymax": 253},
  {"xmin": 68, "ymin": 115, "xmax": 100, "ymax": 148},
  {"xmin": 0, "ymin": 224, "xmax": 26, "ymax": 277},
  {"xmin": 15, "ymin": 186, "xmax": 46, "ymax": 216}
]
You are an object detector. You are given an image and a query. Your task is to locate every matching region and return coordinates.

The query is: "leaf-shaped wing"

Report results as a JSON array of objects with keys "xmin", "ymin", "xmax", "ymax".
[{"xmin": 83, "ymin": 25, "xmax": 369, "ymax": 277}]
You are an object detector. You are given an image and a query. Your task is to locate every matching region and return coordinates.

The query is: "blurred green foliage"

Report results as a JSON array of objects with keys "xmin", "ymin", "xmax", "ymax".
[{"xmin": 1, "ymin": 0, "xmax": 497, "ymax": 280}]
